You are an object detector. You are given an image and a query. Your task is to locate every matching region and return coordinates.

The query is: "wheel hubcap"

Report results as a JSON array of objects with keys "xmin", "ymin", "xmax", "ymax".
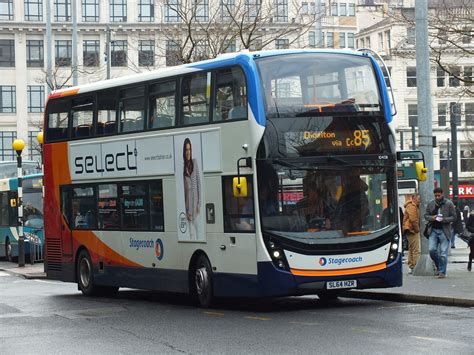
[
  {"xmin": 79, "ymin": 257, "xmax": 91, "ymax": 288},
  {"xmin": 195, "ymin": 266, "xmax": 208, "ymax": 296}
]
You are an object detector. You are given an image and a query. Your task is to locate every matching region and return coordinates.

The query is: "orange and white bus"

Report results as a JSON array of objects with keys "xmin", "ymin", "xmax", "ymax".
[{"xmin": 44, "ymin": 50, "xmax": 402, "ymax": 307}]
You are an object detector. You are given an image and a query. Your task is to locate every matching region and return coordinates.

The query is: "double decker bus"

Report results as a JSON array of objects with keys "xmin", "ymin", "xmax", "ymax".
[
  {"xmin": 44, "ymin": 50, "xmax": 401, "ymax": 306},
  {"xmin": 0, "ymin": 173, "xmax": 44, "ymax": 262}
]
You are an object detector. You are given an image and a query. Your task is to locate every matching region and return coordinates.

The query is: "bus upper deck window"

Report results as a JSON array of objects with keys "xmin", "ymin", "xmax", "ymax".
[
  {"xmin": 149, "ymin": 80, "xmax": 176, "ymax": 130},
  {"xmin": 119, "ymin": 86, "xmax": 145, "ymax": 133},
  {"xmin": 181, "ymin": 72, "xmax": 211, "ymax": 126},
  {"xmin": 214, "ymin": 67, "xmax": 247, "ymax": 122},
  {"xmin": 46, "ymin": 98, "xmax": 70, "ymax": 142},
  {"xmin": 71, "ymin": 96, "xmax": 94, "ymax": 139},
  {"xmin": 97, "ymin": 89, "xmax": 117, "ymax": 136}
]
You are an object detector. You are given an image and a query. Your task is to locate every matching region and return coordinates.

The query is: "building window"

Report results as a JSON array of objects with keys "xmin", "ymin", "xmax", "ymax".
[
  {"xmin": 82, "ymin": 0, "xmax": 99, "ymax": 22},
  {"xmin": 0, "ymin": 40, "xmax": 14, "ymax": 67},
  {"xmin": 0, "ymin": 0, "xmax": 13, "ymax": 20},
  {"xmin": 55, "ymin": 40, "xmax": 72, "ymax": 66},
  {"xmin": 437, "ymin": 103, "xmax": 447, "ymax": 127},
  {"xmin": 462, "ymin": 27, "xmax": 471, "ymax": 44},
  {"xmin": 461, "ymin": 148, "xmax": 474, "ymax": 172},
  {"xmin": 25, "ymin": 0, "xmax": 43, "ymax": 21},
  {"xmin": 0, "ymin": 132, "xmax": 16, "ymax": 161},
  {"xmin": 138, "ymin": 40, "xmax": 154, "ymax": 66},
  {"xmin": 166, "ymin": 40, "xmax": 181, "ymax": 66},
  {"xmin": 196, "ymin": 0, "xmax": 209, "ymax": 22},
  {"xmin": 449, "ymin": 66, "xmax": 461, "ymax": 87},
  {"xmin": 408, "ymin": 104, "xmax": 418, "ymax": 127},
  {"xmin": 439, "ymin": 149, "xmax": 448, "ymax": 170},
  {"xmin": 378, "ymin": 32, "xmax": 383, "ymax": 50},
  {"xmin": 339, "ymin": 32, "xmax": 346, "ymax": 48},
  {"xmin": 365, "ymin": 36, "xmax": 371, "ymax": 48},
  {"xmin": 347, "ymin": 33, "xmax": 354, "ymax": 48},
  {"xmin": 275, "ymin": 0, "xmax": 288, "ymax": 22},
  {"xmin": 245, "ymin": 0, "xmax": 260, "ymax": 21},
  {"xmin": 220, "ymin": 0, "xmax": 235, "ymax": 21},
  {"xmin": 26, "ymin": 40, "xmax": 44, "ymax": 68},
  {"xmin": 224, "ymin": 39, "xmax": 236, "ymax": 52},
  {"xmin": 275, "ymin": 38, "xmax": 289, "ymax": 49},
  {"xmin": 193, "ymin": 42, "xmax": 208, "ymax": 61},
  {"xmin": 309, "ymin": 31, "xmax": 315, "ymax": 47},
  {"xmin": 83, "ymin": 40, "xmax": 99, "ymax": 67},
  {"xmin": 465, "ymin": 66, "xmax": 473, "ymax": 87},
  {"xmin": 437, "ymin": 66, "xmax": 445, "ymax": 87},
  {"xmin": 138, "ymin": 0, "xmax": 154, "ymax": 21},
  {"xmin": 28, "ymin": 131, "xmax": 41, "ymax": 162},
  {"xmin": 339, "ymin": 3, "xmax": 346, "ymax": 16},
  {"xmin": 54, "ymin": 0, "xmax": 71, "ymax": 22},
  {"xmin": 466, "ymin": 103, "xmax": 474, "ymax": 126},
  {"xmin": 406, "ymin": 67, "xmax": 417, "ymax": 87},
  {"xmin": 27, "ymin": 85, "xmax": 45, "ymax": 113},
  {"xmin": 326, "ymin": 32, "xmax": 334, "ymax": 48},
  {"xmin": 331, "ymin": 2, "xmax": 337, "ymax": 16},
  {"xmin": 407, "ymin": 27, "xmax": 415, "ymax": 45},
  {"xmin": 111, "ymin": 40, "xmax": 127, "ymax": 66},
  {"xmin": 438, "ymin": 29, "xmax": 447, "ymax": 44},
  {"xmin": 110, "ymin": 0, "xmax": 127, "ymax": 22},
  {"xmin": 348, "ymin": 3, "xmax": 355, "ymax": 16},
  {"xmin": 385, "ymin": 30, "xmax": 391, "ymax": 49},
  {"xmin": 0, "ymin": 86, "xmax": 16, "ymax": 113},
  {"xmin": 164, "ymin": 0, "xmax": 180, "ymax": 22},
  {"xmin": 449, "ymin": 102, "xmax": 461, "ymax": 125}
]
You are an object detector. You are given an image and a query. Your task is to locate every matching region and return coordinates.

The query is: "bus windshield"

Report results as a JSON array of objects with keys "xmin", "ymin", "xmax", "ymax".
[
  {"xmin": 257, "ymin": 159, "xmax": 397, "ymax": 242},
  {"xmin": 256, "ymin": 53, "xmax": 381, "ymax": 118},
  {"xmin": 23, "ymin": 190, "xmax": 43, "ymax": 228}
]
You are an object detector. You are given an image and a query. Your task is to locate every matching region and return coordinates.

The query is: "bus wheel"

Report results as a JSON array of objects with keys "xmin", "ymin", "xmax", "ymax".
[
  {"xmin": 5, "ymin": 238, "xmax": 12, "ymax": 262},
  {"xmin": 76, "ymin": 250, "xmax": 118, "ymax": 297},
  {"xmin": 192, "ymin": 255, "xmax": 214, "ymax": 308}
]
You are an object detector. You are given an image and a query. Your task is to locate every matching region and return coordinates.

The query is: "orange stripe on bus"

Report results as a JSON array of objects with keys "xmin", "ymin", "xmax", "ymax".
[
  {"xmin": 290, "ymin": 262, "xmax": 387, "ymax": 277},
  {"xmin": 49, "ymin": 88, "xmax": 80, "ymax": 99}
]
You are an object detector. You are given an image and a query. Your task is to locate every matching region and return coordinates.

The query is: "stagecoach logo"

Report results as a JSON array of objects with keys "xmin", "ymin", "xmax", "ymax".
[
  {"xmin": 155, "ymin": 238, "xmax": 164, "ymax": 261},
  {"xmin": 319, "ymin": 256, "xmax": 364, "ymax": 267},
  {"xmin": 319, "ymin": 257, "xmax": 328, "ymax": 266},
  {"xmin": 179, "ymin": 212, "xmax": 187, "ymax": 234}
]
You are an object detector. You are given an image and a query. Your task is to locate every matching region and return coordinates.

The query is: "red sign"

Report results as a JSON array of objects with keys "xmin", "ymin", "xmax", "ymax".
[{"xmin": 449, "ymin": 185, "xmax": 474, "ymax": 199}]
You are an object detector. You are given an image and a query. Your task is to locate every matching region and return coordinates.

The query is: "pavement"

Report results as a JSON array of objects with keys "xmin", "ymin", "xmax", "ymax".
[{"xmin": 1, "ymin": 240, "xmax": 473, "ymax": 308}]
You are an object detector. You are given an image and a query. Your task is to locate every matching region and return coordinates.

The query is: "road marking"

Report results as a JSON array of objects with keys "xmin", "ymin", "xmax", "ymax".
[
  {"xmin": 290, "ymin": 321, "xmax": 320, "ymax": 326},
  {"xmin": 245, "ymin": 316, "xmax": 272, "ymax": 321},
  {"xmin": 412, "ymin": 336, "xmax": 465, "ymax": 346},
  {"xmin": 0, "ymin": 271, "xmax": 10, "ymax": 277},
  {"xmin": 203, "ymin": 311, "xmax": 225, "ymax": 317},
  {"xmin": 377, "ymin": 304, "xmax": 427, "ymax": 309}
]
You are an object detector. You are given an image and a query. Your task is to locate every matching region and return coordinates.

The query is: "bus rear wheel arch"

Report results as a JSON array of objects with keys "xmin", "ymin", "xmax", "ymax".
[
  {"xmin": 189, "ymin": 253, "xmax": 214, "ymax": 308},
  {"xmin": 76, "ymin": 248, "xmax": 118, "ymax": 297}
]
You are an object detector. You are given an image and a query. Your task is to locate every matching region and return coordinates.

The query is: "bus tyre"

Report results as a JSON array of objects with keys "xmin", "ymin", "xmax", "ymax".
[
  {"xmin": 192, "ymin": 255, "xmax": 214, "ymax": 308},
  {"xmin": 76, "ymin": 250, "xmax": 118, "ymax": 297},
  {"xmin": 5, "ymin": 238, "xmax": 12, "ymax": 262}
]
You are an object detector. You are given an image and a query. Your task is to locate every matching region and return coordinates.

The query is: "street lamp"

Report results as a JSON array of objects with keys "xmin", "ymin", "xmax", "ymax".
[{"xmin": 12, "ymin": 139, "xmax": 25, "ymax": 267}]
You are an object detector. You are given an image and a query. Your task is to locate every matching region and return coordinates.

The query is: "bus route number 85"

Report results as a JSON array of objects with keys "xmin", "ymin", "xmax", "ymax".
[{"xmin": 346, "ymin": 130, "xmax": 371, "ymax": 147}]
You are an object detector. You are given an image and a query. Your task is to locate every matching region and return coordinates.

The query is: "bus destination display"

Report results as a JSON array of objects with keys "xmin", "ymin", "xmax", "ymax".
[{"xmin": 285, "ymin": 129, "xmax": 373, "ymax": 155}]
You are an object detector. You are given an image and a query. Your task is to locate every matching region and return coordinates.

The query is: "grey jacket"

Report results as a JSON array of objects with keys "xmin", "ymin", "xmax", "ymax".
[{"xmin": 424, "ymin": 198, "xmax": 456, "ymax": 239}]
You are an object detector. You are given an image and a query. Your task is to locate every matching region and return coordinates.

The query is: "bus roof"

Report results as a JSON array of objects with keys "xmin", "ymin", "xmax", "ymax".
[
  {"xmin": 48, "ymin": 49, "xmax": 369, "ymax": 100},
  {"xmin": 0, "ymin": 173, "xmax": 43, "ymax": 192}
]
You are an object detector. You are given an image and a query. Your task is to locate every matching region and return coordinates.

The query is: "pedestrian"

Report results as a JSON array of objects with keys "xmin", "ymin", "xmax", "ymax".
[
  {"xmin": 463, "ymin": 205, "xmax": 470, "ymax": 225},
  {"xmin": 466, "ymin": 211, "xmax": 474, "ymax": 272},
  {"xmin": 424, "ymin": 187, "xmax": 456, "ymax": 278},
  {"xmin": 402, "ymin": 193, "xmax": 421, "ymax": 274},
  {"xmin": 451, "ymin": 202, "xmax": 463, "ymax": 248}
]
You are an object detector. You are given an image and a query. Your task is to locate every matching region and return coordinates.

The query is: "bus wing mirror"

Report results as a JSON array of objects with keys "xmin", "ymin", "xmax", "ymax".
[
  {"xmin": 233, "ymin": 177, "xmax": 248, "ymax": 198},
  {"xmin": 416, "ymin": 161, "xmax": 428, "ymax": 182},
  {"xmin": 10, "ymin": 198, "xmax": 17, "ymax": 207}
]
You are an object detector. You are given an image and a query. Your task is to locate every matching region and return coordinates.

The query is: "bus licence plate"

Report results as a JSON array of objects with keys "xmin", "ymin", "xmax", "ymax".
[{"xmin": 327, "ymin": 280, "xmax": 357, "ymax": 290}]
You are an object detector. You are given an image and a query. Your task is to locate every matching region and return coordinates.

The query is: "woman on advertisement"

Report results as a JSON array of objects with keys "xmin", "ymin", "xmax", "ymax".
[{"xmin": 183, "ymin": 138, "xmax": 201, "ymax": 239}]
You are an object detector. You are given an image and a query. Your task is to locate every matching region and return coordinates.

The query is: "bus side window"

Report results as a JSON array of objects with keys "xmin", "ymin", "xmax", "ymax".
[
  {"xmin": 214, "ymin": 67, "xmax": 247, "ymax": 121},
  {"xmin": 0, "ymin": 192, "xmax": 9, "ymax": 226},
  {"xmin": 72, "ymin": 186, "xmax": 96, "ymax": 230},
  {"xmin": 98, "ymin": 184, "xmax": 119, "ymax": 229},
  {"xmin": 149, "ymin": 80, "xmax": 176, "ymax": 129},
  {"xmin": 97, "ymin": 89, "xmax": 117, "ymax": 136},
  {"xmin": 46, "ymin": 98, "xmax": 70, "ymax": 142},
  {"xmin": 119, "ymin": 86, "xmax": 145, "ymax": 133},
  {"xmin": 60, "ymin": 187, "xmax": 71, "ymax": 227},
  {"xmin": 222, "ymin": 176, "xmax": 255, "ymax": 233},
  {"xmin": 120, "ymin": 182, "xmax": 149, "ymax": 230},
  {"xmin": 71, "ymin": 96, "xmax": 94, "ymax": 139},
  {"xmin": 181, "ymin": 72, "xmax": 211, "ymax": 126}
]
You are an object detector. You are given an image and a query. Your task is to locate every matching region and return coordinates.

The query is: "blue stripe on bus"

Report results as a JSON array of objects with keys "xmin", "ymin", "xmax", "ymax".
[
  {"xmin": 60, "ymin": 252, "xmax": 402, "ymax": 298},
  {"xmin": 369, "ymin": 55, "xmax": 393, "ymax": 123}
]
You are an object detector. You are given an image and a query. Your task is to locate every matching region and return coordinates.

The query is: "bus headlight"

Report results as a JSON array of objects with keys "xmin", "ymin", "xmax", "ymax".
[
  {"xmin": 263, "ymin": 236, "xmax": 289, "ymax": 271},
  {"xmin": 387, "ymin": 233, "xmax": 401, "ymax": 263}
]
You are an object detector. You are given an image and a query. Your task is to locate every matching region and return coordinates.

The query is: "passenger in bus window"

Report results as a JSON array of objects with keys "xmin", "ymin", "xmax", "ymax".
[
  {"xmin": 183, "ymin": 138, "xmax": 201, "ymax": 239},
  {"xmin": 335, "ymin": 173, "xmax": 369, "ymax": 233}
]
